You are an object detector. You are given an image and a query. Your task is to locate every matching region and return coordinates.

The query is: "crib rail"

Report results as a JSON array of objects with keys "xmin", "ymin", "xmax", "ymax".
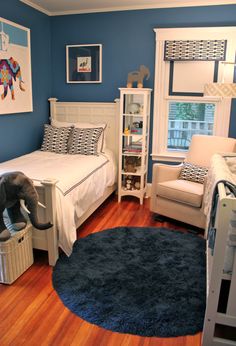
[{"xmin": 202, "ymin": 181, "xmax": 236, "ymax": 345}]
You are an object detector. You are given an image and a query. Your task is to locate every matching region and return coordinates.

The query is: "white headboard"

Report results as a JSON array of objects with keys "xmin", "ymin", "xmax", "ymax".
[{"xmin": 48, "ymin": 98, "xmax": 120, "ymax": 160}]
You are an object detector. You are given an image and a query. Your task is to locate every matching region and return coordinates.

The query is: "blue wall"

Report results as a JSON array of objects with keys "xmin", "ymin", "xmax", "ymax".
[
  {"xmin": 0, "ymin": 0, "xmax": 51, "ymax": 162},
  {"xmin": 50, "ymin": 5, "xmax": 236, "ymax": 181},
  {"xmin": 1, "ymin": 3, "xmax": 236, "ymax": 181}
]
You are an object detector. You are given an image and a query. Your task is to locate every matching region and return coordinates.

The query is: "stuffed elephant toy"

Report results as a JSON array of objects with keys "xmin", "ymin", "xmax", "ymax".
[
  {"xmin": 127, "ymin": 65, "xmax": 150, "ymax": 88},
  {"xmin": 0, "ymin": 57, "xmax": 25, "ymax": 100},
  {"xmin": 0, "ymin": 171, "xmax": 53, "ymax": 241}
]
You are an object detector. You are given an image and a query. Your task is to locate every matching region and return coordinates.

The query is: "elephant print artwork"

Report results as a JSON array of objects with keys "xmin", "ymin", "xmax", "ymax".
[
  {"xmin": 0, "ymin": 17, "xmax": 32, "ymax": 114},
  {"xmin": 0, "ymin": 57, "xmax": 25, "ymax": 100}
]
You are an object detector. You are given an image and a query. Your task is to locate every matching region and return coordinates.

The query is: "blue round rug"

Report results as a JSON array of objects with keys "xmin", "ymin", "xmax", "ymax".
[{"xmin": 52, "ymin": 227, "xmax": 206, "ymax": 337}]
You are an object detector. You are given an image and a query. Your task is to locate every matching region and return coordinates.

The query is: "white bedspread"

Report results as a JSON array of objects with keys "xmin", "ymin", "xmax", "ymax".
[
  {"xmin": 203, "ymin": 153, "xmax": 236, "ymax": 224},
  {"xmin": 203, "ymin": 153, "xmax": 236, "ymax": 273},
  {"xmin": 0, "ymin": 150, "xmax": 116, "ymax": 256}
]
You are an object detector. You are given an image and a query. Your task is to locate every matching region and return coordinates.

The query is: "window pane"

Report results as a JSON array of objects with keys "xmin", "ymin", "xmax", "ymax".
[{"xmin": 168, "ymin": 102, "xmax": 215, "ymax": 151}]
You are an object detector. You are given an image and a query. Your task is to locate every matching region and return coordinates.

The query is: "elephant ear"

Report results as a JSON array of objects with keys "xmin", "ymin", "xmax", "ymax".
[{"xmin": 0, "ymin": 178, "xmax": 6, "ymax": 205}]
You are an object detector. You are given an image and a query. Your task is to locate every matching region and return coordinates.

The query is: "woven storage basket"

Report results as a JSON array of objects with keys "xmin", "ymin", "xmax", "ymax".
[{"xmin": 0, "ymin": 224, "xmax": 34, "ymax": 284}]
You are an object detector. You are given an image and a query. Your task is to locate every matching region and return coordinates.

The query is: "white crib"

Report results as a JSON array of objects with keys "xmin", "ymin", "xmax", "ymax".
[{"xmin": 202, "ymin": 155, "xmax": 236, "ymax": 345}]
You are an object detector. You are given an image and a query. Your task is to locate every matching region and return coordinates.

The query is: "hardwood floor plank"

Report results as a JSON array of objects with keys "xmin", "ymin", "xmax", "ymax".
[
  {"xmin": 0, "ymin": 195, "xmax": 203, "ymax": 346},
  {"xmin": 44, "ymin": 313, "xmax": 84, "ymax": 346}
]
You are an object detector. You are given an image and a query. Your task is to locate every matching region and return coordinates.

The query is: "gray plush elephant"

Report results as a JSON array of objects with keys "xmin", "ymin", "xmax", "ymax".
[
  {"xmin": 126, "ymin": 65, "xmax": 150, "ymax": 88},
  {"xmin": 0, "ymin": 171, "xmax": 53, "ymax": 241}
]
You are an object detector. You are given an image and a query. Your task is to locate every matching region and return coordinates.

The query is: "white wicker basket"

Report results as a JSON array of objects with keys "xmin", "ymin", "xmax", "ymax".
[{"xmin": 0, "ymin": 224, "xmax": 34, "ymax": 284}]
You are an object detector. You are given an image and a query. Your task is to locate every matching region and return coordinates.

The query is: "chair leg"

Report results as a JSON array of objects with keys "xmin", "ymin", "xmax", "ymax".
[
  {"xmin": 187, "ymin": 227, "xmax": 203, "ymax": 235},
  {"xmin": 153, "ymin": 214, "xmax": 165, "ymax": 222}
]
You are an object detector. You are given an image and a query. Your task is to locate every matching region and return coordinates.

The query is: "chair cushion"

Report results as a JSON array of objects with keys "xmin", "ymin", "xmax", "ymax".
[{"xmin": 156, "ymin": 179, "xmax": 204, "ymax": 208}]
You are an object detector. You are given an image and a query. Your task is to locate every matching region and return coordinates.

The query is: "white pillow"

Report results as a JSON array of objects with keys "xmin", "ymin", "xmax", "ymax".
[
  {"xmin": 51, "ymin": 119, "xmax": 75, "ymax": 128},
  {"xmin": 74, "ymin": 122, "xmax": 107, "ymax": 152}
]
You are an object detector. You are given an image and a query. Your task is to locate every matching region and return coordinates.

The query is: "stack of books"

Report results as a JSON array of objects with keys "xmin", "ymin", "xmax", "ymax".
[{"xmin": 123, "ymin": 141, "xmax": 142, "ymax": 153}]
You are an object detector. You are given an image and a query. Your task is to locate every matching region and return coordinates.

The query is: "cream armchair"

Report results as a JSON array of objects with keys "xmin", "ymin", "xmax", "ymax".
[{"xmin": 150, "ymin": 135, "xmax": 236, "ymax": 228}]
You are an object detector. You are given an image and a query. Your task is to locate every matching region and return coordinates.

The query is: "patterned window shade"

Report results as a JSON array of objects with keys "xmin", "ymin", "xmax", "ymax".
[{"xmin": 164, "ymin": 40, "xmax": 227, "ymax": 61}]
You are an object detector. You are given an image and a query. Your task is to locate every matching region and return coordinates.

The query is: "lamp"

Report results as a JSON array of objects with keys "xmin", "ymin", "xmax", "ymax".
[{"xmin": 204, "ymin": 61, "xmax": 236, "ymax": 98}]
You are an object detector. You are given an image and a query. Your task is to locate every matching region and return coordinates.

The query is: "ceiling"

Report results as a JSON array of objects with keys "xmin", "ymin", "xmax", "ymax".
[{"xmin": 20, "ymin": 0, "xmax": 236, "ymax": 16}]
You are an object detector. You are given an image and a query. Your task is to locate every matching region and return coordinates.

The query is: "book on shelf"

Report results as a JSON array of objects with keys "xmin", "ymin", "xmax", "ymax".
[
  {"xmin": 131, "ymin": 128, "xmax": 142, "ymax": 135},
  {"xmin": 123, "ymin": 143, "xmax": 142, "ymax": 149},
  {"xmin": 123, "ymin": 149, "xmax": 142, "ymax": 154},
  {"xmin": 123, "ymin": 146, "xmax": 142, "ymax": 153}
]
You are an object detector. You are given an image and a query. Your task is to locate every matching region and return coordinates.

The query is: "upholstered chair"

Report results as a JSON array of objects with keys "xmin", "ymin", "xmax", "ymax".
[{"xmin": 150, "ymin": 135, "xmax": 236, "ymax": 229}]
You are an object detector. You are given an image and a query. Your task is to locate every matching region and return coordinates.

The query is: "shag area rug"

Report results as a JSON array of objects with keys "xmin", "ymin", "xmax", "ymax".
[{"xmin": 52, "ymin": 227, "xmax": 206, "ymax": 337}]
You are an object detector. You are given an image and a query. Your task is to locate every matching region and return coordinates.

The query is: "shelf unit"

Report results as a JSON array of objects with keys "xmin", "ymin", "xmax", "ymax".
[{"xmin": 118, "ymin": 88, "xmax": 152, "ymax": 205}]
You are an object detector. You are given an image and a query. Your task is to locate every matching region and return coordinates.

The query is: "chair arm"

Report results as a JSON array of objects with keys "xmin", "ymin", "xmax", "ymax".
[{"xmin": 152, "ymin": 163, "xmax": 183, "ymax": 185}]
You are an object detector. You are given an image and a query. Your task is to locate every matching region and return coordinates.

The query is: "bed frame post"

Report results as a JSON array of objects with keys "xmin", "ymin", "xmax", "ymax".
[
  {"xmin": 48, "ymin": 98, "xmax": 58, "ymax": 119},
  {"xmin": 41, "ymin": 179, "xmax": 58, "ymax": 266}
]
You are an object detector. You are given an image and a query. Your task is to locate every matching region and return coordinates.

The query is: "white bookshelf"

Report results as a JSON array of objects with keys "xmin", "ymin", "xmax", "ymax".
[{"xmin": 118, "ymin": 88, "xmax": 152, "ymax": 205}]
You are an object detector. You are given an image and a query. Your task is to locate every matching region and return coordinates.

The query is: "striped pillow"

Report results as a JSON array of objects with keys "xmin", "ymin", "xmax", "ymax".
[
  {"xmin": 179, "ymin": 162, "xmax": 208, "ymax": 184},
  {"xmin": 68, "ymin": 127, "xmax": 103, "ymax": 155},
  {"xmin": 41, "ymin": 124, "xmax": 71, "ymax": 154}
]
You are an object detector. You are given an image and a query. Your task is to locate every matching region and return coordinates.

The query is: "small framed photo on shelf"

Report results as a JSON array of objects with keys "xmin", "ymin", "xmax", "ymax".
[{"xmin": 66, "ymin": 44, "xmax": 102, "ymax": 83}]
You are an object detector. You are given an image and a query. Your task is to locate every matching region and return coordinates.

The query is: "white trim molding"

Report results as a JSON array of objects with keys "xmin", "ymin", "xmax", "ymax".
[
  {"xmin": 20, "ymin": 0, "xmax": 51, "ymax": 15},
  {"xmin": 20, "ymin": 0, "xmax": 236, "ymax": 16},
  {"xmin": 152, "ymin": 27, "xmax": 236, "ymax": 162}
]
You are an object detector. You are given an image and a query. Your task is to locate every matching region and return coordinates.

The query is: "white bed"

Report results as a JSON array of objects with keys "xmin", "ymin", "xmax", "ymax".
[{"xmin": 0, "ymin": 98, "xmax": 119, "ymax": 265}]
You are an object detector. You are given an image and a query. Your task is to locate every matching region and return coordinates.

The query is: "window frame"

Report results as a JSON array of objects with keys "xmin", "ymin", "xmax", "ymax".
[{"xmin": 151, "ymin": 27, "xmax": 236, "ymax": 162}]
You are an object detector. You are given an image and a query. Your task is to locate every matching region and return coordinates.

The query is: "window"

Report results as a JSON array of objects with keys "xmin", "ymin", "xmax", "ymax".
[
  {"xmin": 152, "ymin": 27, "xmax": 236, "ymax": 162},
  {"xmin": 167, "ymin": 101, "xmax": 215, "ymax": 151}
]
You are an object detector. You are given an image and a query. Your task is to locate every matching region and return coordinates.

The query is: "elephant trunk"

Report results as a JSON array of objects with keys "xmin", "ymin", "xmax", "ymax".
[{"xmin": 24, "ymin": 198, "xmax": 52, "ymax": 230}]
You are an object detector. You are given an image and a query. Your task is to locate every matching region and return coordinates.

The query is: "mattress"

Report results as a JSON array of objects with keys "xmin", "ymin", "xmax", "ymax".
[{"xmin": 0, "ymin": 150, "xmax": 117, "ymax": 255}]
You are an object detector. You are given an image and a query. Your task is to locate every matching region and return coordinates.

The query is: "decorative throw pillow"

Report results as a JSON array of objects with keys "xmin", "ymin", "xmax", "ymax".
[
  {"xmin": 179, "ymin": 162, "xmax": 208, "ymax": 184},
  {"xmin": 74, "ymin": 122, "xmax": 107, "ymax": 152},
  {"xmin": 41, "ymin": 124, "xmax": 71, "ymax": 154},
  {"xmin": 68, "ymin": 127, "xmax": 104, "ymax": 155}
]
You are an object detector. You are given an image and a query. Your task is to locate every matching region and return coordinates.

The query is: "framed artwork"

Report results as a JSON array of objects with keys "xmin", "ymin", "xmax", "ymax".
[
  {"xmin": 0, "ymin": 17, "xmax": 33, "ymax": 114},
  {"xmin": 66, "ymin": 44, "xmax": 102, "ymax": 83}
]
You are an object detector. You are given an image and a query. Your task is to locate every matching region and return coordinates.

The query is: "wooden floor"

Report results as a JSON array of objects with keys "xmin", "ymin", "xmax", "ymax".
[{"xmin": 0, "ymin": 194, "xmax": 203, "ymax": 346}]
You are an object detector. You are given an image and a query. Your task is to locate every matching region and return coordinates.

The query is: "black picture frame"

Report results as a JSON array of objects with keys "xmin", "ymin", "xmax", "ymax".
[{"xmin": 66, "ymin": 44, "xmax": 102, "ymax": 83}]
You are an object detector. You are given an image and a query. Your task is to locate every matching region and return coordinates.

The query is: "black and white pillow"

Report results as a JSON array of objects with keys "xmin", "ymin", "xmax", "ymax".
[
  {"xmin": 74, "ymin": 123, "xmax": 107, "ymax": 152},
  {"xmin": 41, "ymin": 124, "xmax": 71, "ymax": 154},
  {"xmin": 179, "ymin": 162, "xmax": 208, "ymax": 184},
  {"xmin": 68, "ymin": 127, "xmax": 103, "ymax": 155}
]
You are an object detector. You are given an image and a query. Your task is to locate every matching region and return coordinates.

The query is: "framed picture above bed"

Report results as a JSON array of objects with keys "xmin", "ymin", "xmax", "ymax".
[{"xmin": 66, "ymin": 44, "xmax": 102, "ymax": 83}]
